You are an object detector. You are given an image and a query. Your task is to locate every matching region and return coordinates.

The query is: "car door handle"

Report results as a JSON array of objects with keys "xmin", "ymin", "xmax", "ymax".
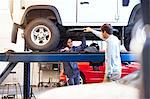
[{"xmin": 80, "ymin": 2, "xmax": 89, "ymax": 4}]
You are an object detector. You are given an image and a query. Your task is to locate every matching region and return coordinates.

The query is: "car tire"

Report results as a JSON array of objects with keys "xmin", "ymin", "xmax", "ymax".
[
  {"xmin": 124, "ymin": 19, "xmax": 143, "ymax": 51},
  {"xmin": 125, "ymin": 18, "xmax": 146, "ymax": 53},
  {"xmin": 124, "ymin": 10, "xmax": 142, "ymax": 51},
  {"xmin": 130, "ymin": 19, "xmax": 146, "ymax": 53},
  {"xmin": 24, "ymin": 18, "xmax": 60, "ymax": 51},
  {"xmin": 124, "ymin": 24, "xmax": 133, "ymax": 51}
]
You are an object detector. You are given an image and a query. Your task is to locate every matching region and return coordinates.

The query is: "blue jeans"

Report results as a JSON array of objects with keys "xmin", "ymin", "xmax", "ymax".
[{"xmin": 68, "ymin": 74, "xmax": 80, "ymax": 85}]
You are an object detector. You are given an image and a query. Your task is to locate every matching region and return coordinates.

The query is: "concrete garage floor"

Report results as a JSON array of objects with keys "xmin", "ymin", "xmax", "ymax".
[
  {"xmin": 31, "ymin": 87, "xmax": 55, "ymax": 98},
  {"xmin": 0, "ymin": 85, "xmax": 55, "ymax": 99}
]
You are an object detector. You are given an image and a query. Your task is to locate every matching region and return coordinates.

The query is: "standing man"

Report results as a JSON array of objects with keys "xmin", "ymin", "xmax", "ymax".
[{"xmin": 84, "ymin": 24, "xmax": 122, "ymax": 81}]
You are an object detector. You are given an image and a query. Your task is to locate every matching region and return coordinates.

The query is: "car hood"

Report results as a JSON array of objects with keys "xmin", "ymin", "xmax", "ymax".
[{"xmin": 38, "ymin": 82, "xmax": 140, "ymax": 99}]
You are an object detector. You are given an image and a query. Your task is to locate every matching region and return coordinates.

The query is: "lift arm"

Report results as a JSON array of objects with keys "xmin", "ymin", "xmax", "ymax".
[{"xmin": 0, "ymin": 52, "xmax": 137, "ymax": 62}]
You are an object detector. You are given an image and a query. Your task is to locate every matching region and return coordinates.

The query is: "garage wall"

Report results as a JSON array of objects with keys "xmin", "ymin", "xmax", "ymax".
[
  {"xmin": 0, "ymin": 0, "xmax": 25, "ymax": 85},
  {"xmin": 0, "ymin": 0, "xmax": 25, "ymax": 52}
]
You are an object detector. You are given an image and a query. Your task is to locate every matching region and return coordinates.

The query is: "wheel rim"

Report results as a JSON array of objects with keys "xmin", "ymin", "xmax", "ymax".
[
  {"xmin": 31, "ymin": 25, "xmax": 51, "ymax": 46},
  {"xmin": 80, "ymin": 76, "xmax": 84, "ymax": 84}
]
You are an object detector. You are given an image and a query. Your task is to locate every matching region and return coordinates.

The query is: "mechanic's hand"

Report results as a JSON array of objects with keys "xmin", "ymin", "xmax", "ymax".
[
  {"xmin": 83, "ymin": 27, "xmax": 93, "ymax": 32},
  {"xmin": 60, "ymin": 47, "xmax": 70, "ymax": 52},
  {"xmin": 64, "ymin": 47, "xmax": 70, "ymax": 51}
]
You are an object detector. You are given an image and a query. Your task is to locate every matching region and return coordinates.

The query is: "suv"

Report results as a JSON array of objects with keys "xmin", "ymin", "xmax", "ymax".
[{"xmin": 9, "ymin": 0, "xmax": 141, "ymax": 51}]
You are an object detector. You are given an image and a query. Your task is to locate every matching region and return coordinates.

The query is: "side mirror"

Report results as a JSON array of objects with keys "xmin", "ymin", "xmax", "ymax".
[
  {"xmin": 122, "ymin": 62, "xmax": 130, "ymax": 66},
  {"xmin": 122, "ymin": 0, "xmax": 130, "ymax": 6}
]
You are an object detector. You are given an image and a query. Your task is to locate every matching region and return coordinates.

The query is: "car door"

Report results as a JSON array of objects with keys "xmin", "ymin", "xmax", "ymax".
[{"xmin": 77, "ymin": 0, "xmax": 118, "ymax": 23}]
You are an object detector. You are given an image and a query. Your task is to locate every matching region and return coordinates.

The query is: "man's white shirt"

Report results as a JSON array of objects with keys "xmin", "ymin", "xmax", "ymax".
[{"xmin": 92, "ymin": 30, "xmax": 122, "ymax": 75}]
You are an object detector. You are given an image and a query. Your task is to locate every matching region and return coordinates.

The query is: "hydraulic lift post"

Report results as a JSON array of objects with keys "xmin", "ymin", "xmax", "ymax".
[{"xmin": 24, "ymin": 63, "xmax": 30, "ymax": 99}]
